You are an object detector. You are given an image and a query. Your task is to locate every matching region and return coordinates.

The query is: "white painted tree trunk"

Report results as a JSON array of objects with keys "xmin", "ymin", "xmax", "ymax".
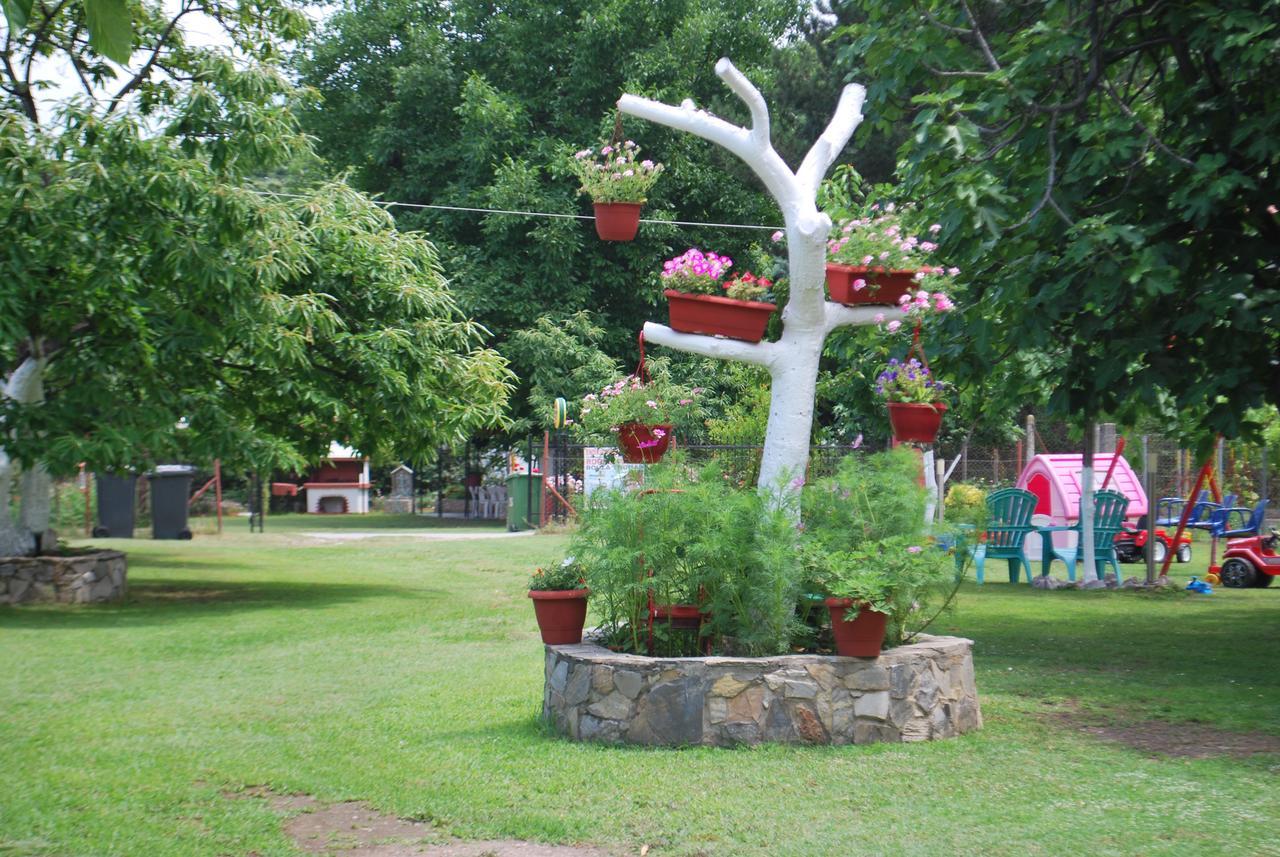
[
  {"xmin": 620, "ymin": 59, "xmax": 904, "ymax": 504},
  {"xmin": 0, "ymin": 355, "xmax": 51, "ymax": 556}
]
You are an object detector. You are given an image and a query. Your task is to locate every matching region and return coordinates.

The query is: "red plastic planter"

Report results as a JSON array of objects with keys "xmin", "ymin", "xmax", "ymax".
[
  {"xmin": 886, "ymin": 402, "xmax": 947, "ymax": 444},
  {"xmin": 593, "ymin": 202, "xmax": 642, "ymax": 241},
  {"xmin": 615, "ymin": 422, "xmax": 673, "ymax": 463},
  {"xmin": 529, "ymin": 588, "xmax": 590, "ymax": 645},
  {"xmin": 826, "ymin": 264, "xmax": 919, "ymax": 306},
  {"xmin": 664, "ymin": 290, "xmax": 777, "ymax": 342},
  {"xmin": 824, "ymin": 598, "xmax": 889, "ymax": 657}
]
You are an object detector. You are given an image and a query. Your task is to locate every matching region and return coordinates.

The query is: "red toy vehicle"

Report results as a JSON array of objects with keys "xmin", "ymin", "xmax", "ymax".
[
  {"xmin": 1219, "ymin": 529, "xmax": 1280, "ymax": 588},
  {"xmin": 1114, "ymin": 522, "xmax": 1192, "ymax": 564}
]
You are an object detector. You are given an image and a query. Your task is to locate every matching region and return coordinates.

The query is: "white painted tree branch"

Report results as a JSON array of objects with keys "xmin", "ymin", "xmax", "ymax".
[
  {"xmin": 641, "ymin": 323, "xmax": 778, "ymax": 367},
  {"xmin": 797, "ymin": 84, "xmax": 867, "ymax": 195},
  {"xmin": 621, "ymin": 59, "xmax": 875, "ymax": 504},
  {"xmin": 823, "ymin": 304, "xmax": 907, "ymax": 336}
]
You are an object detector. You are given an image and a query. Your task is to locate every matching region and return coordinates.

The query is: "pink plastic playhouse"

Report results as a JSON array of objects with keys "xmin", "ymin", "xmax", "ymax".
[{"xmin": 1015, "ymin": 453, "xmax": 1147, "ymax": 524}]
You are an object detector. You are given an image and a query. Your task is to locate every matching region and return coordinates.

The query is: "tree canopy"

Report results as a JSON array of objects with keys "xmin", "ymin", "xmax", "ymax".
[
  {"xmin": 1, "ymin": 0, "xmax": 512, "ymax": 556},
  {"xmin": 834, "ymin": 0, "xmax": 1279, "ymax": 448}
]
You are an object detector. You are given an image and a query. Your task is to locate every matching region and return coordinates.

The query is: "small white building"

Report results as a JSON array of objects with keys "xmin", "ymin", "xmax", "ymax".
[{"xmin": 304, "ymin": 443, "xmax": 371, "ymax": 514}]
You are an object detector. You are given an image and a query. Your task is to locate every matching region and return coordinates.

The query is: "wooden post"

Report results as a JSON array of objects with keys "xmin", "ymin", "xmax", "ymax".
[
  {"xmin": 541, "ymin": 431, "xmax": 550, "ymax": 527},
  {"xmin": 1026, "ymin": 415, "xmax": 1036, "ymax": 460},
  {"xmin": 81, "ymin": 463, "xmax": 90, "ymax": 537}
]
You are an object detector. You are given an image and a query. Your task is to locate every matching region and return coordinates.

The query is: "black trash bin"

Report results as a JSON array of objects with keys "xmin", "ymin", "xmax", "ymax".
[
  {"xmin": 94, "ymin": 473, "xmax": 137, "ymax": 538},
  {"xmin": 147, "ymin": 465, "xmax": 195, "ymax": 540}
]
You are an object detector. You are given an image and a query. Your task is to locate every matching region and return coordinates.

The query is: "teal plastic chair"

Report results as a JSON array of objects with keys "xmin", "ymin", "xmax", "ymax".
[
  {"xmin": 1050, "ymin": 490, "xmax": 1130, "ymax": 580},
  {"xmin": 972, "ymin": 488, "xmax": 1038, "ymax": 584}
]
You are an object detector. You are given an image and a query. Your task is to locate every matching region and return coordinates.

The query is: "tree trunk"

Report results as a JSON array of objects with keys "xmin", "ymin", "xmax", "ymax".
[
  {"xmin": 1080, "ymin": 420, "xmax": 1098, "ymax": 582},
  {"xmin": 0, "ymin": 355, "xmax": 51, "ymax": 556}
]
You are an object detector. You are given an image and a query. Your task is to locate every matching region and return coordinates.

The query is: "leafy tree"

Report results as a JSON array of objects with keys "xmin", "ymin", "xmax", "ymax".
[
  {"xmin": 834, "ymin": 0, "xmax": 1280, "ymax": 449},
  {"xmin": 0, "ymin": 0, "xmax": 511, "ymax": 554}
]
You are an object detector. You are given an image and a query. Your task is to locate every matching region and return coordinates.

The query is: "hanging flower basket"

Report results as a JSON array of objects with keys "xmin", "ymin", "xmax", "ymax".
[
  {"xmin": 615, "ymin": 422, "xmax": 673, "ymax": 463},
  {"xmin": 886, "ymin": 402, "xmax": 947, "ymax": 444},
  {"xmin": 826, "ymin": 265, "xmax": 919, "ymax": 306},
  {"xmin": 824, "ymin": 598, "xmax": 888, "ymax": 657},
  {"xmin": 664, "ymin": 290, "xmax": 777, "ymax": 342},
  {"xmin": 529, "ymin": 588, "xmax": 590, "ymax": 645},
  {"xmin": 594, "ymin": 202, "xmax": 643, "ymax": 241}
]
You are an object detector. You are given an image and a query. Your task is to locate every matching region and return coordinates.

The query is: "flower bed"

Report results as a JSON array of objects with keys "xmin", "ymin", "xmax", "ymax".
[{"xmin": 542, "ymin": 635, "xmax": 981, "ymax": 746}]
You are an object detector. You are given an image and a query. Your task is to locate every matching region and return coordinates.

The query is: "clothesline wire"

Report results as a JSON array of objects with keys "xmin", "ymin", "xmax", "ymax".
[{"xmin": 253, "ymin": 189, "xmax": 782, "ymax": 232}]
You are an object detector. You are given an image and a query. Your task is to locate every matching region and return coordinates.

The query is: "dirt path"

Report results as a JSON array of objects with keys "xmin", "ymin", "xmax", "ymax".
[{"xmin": 246, "ymin": 790, "xmax": 617, "ymax": 857}]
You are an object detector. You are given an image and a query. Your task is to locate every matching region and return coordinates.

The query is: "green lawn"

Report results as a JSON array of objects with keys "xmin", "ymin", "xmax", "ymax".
[{"xmin": 2, "ymin": 521, "xmax": 1278, "ymax": 856}]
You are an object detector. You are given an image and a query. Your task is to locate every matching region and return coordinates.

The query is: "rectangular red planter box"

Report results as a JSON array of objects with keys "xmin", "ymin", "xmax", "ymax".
[
  {"xmin": 665, "ymin": 289, "xmax": 777, "ymax": 342},
  {"xmin": 825, "ymin": 265, "xmax": 919, "ymax": 306}
]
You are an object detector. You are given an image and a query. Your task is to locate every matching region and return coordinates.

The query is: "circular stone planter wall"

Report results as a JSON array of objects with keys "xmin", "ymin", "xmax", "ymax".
[
  {"xmin": 0, "ymin": 550, "xmax": 128, "ymax": 605},
  {"xmin": 543, "ymin": 636, "xmax": 981, "ymax": 746}
]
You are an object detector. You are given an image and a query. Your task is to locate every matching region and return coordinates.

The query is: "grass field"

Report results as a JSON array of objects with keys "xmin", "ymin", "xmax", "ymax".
[{"xmin": 1, "ymin": 519, "xmax": 1277, "ymax": 856}]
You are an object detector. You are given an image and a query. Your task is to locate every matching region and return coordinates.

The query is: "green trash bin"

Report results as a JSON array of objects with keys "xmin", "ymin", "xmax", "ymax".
[{"xmin": 506, "ymin": 473, "xmax": 543, "ymax": 532}]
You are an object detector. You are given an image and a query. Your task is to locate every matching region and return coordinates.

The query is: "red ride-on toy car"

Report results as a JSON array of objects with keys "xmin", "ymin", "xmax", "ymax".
[
  {"xmin": 1219, "ymin": 528, "xmax": 1280, "ymax": 588},
  {"xmin": 1114, "ymin": 520, "xmax": 1193, "ymax": 565}
]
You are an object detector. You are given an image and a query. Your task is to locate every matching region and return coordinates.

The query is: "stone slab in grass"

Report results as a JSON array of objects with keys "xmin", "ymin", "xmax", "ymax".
[
  {"xmin": 544, "ymin": 635, "xmax": 981, "ymax": 747},
  {"xmin": 0, "ymin": 549, "xmax": 127, "ymax": 605}
]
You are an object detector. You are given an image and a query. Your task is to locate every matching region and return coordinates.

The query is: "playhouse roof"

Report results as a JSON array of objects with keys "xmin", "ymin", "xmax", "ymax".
[{"xmin": 1015, "ymin": 453, "xmax": 1147, "ymax": 520}]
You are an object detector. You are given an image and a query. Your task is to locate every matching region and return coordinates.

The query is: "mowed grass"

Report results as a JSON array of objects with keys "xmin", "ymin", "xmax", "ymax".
[{"xmin": 1, "ymin": 521, "xmax": 1278, "ymax": 856}]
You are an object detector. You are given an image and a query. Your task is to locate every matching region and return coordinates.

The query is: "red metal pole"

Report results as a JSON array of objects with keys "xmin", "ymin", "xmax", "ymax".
[
  {"xmin": 1161, "ymin": 461, "xmax": 1213, "ymax": 577},
  {"xmin": 1101, "ymin": 436, "xmax": 1126, "ymax": 490}
]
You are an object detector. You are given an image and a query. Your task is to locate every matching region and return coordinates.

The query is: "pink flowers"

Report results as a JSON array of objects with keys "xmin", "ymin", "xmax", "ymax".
[
  {"xmin": 907, "ymin": 545, "xmax": 923, "ymax": 554},
  {"xmin": 853, "ymin": 278, "xmax": 867, "ymax": 292},
  {"xmin": 661, "ymin": 248, "xmax": 733, "ymax": 295},
  {"xmin": 886, "ymin": 320, "xmax": 902, "ymax": 333},
  {"xmin": 771, "ymin": 230, "xmax": 784, "ymax": 243}
]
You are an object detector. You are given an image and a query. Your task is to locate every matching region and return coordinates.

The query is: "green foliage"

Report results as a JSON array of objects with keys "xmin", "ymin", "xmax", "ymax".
[
  {"xmin": 810, "ymin": 534, "xmax": 959, "ymax": 646},
  {"xmin": 801, "ymin": 447, "xmax": 926, "ymax": 554},
  {"xmin": 835, "ymin": 0, "xmax": 1280, "ymax": 450},
  {"xmin": 571, "ymin": 357, "xmax": 705, "ymax": 442},
  {"xmin": 570, "ymin": 456, "xmax": 803, "ymax": 656},
  {"xmin": 1, "ymin": 106, "xmax": 511, "ymax": 475},
  {"xmin": 293, "ymin": 0, "xmax": 811, "ymax": 425},
  {"xmin": 569, "ymin": 138, "xmax": 663, "ymax": 203},
  {"xmin": 944, "ymin": 482, "xmax": 988, "ymax": 531},
  {"xmin": 503, "ymin": 312, "xmax": 621, "ymax": 432},
  {"xmin": 801, "ymin": 449, "xmax": 966, "ymax": 645},
  {"xmin": 528, "ymin": 556, "xmax": 586, "ymax": 591}
]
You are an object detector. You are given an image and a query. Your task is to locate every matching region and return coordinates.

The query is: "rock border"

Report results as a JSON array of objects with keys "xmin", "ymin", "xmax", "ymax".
[
  {"xmin": 543, "ymin": 635, "xmax": 981, "ymax": 746},
  {"xmin": 0, "ymin": 550, "xmax": 128, "ymax": 605}
]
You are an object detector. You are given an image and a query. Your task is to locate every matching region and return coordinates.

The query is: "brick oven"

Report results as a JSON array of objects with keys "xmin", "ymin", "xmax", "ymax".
[{"xmin": 304, "ymin": 443, "xmax": 371, "ymax": 514}]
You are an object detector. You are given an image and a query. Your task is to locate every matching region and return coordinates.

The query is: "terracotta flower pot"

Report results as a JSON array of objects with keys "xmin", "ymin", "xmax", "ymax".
[
  {"xmin": 529, "ymin": 588, "xmax": 590, "ymax": 645},
  {"xmin": 826, "ymin": 264, "xmax": 920, "ymax": 306},
  {"xmin": 615, "ymin": 422, "xmax": 673, "ymax": 463},
  {"xmin": 886, "ymin": 402, "xmax": 947, "ymax": 444},
  {"xmin": 652, "ymin": 603, "xmax": 705, "ymax": 631},
  {"xmin": 824, "ymin": 597, "xmax": 888, "ymax": 657},
  {"xmin": 593, "ymin": 202, "xmax": 643, "ymax": 241},
  {"xmin": 664, "ymin": 289, "xmax": 777, "ymax": 342}
]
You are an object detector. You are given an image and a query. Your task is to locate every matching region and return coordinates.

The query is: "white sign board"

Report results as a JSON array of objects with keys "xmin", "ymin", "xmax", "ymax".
[{"xmin": 583, "ymin": 447, "xmax": 643, "ymax": 497}]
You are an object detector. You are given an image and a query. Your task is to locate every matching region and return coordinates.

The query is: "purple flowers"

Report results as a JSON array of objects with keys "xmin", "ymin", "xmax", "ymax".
[{"xmin": 875, "ymin": 358, "xmax": 946, "ymax": 404}]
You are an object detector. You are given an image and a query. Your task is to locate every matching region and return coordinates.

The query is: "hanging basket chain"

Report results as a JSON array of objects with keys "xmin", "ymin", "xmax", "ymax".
[
  {"xmin": 909, "ymin": 320, "xmax": 932, "ymax": 375},
  {"xmin": 611, "ymin": 110, "xmax": 626, "ymax": 148}
]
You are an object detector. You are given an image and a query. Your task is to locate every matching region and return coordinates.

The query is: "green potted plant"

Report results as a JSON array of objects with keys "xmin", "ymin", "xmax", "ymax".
[
  {"xmin": 572, "ymin": 358, "xmax": 704, "ymax": 463},
  {"xmin": 528, "ymin": 557, "xmax": 589, "ymax": 645},
  {"xmin": 661, "ymin": 248, "xmax": 777, "ymax": 342},
  {"xmin": 801, "ymin": 450, "xmax": 967, "ymax": 656},
  {"xmin": 825, "ymin": 203, "xmax": 958, "ymax": 306},
  {"xmin": 570, "ymin": 140, "xmax": 663, "ymax": 241},
  {"xmin": 875, "ymin": 358, "xmax": 948, "ymax": 444}
]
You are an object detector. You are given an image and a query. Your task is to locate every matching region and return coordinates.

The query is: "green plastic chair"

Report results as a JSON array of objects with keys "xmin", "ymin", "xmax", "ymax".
[
  {"xmin": 971, "ymin": 488, "xmax": 1038, "ymax": 584},
  {"xmin": 1049, "ymin": 490, "xmax": 1130, "ymax": 581}
]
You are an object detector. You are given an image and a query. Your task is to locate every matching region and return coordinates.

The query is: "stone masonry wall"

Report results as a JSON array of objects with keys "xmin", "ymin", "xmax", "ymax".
[
  {"xmin": 0, "ymin": 550, "xmax": 128, "ymax": 605},
  {"xmin": 544, "ymin": 635, "xmax": 981, "ymax": 746}
]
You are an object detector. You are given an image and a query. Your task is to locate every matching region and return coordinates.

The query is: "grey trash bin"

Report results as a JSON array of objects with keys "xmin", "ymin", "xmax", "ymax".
[
  {"xmin": 94, "ymin": 473, "xmax": 137, "ymax": 538},
  {"xmin": 147, "ymin": 465, "xmax": 195, "ymax": 540}
]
